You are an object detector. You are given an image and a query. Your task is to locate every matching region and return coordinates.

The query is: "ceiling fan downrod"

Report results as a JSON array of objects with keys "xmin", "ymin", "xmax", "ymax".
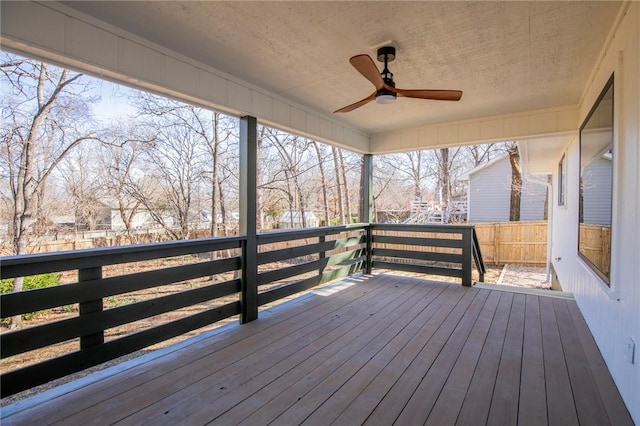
[
  {"xmin": 376, "ymin": 46, "xmax": 396, "ymax": 103},
  {"xmin": 377, "ymin": 46, "xmax": 396, "ymax": 86}
]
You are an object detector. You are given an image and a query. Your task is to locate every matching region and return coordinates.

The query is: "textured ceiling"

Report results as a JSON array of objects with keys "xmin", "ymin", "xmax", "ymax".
[{"xmin": 61, "ymin": 1, "xmax": 621, "ymax": 135}]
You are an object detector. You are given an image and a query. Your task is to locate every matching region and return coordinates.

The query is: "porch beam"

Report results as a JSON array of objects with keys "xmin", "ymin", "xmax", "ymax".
[
  {"xmin": 369, "ymin": 106, "xmax": 578, "ymax": 154},
  {"xmin": 239, "ymin": 115, "xmax": 258, "ymax": 323}
]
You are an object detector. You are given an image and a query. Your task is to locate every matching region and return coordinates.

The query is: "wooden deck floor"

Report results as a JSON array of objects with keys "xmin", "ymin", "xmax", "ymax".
[{"xmin": 1, "ymin": 273, "xmax": 633, "ymax": 425}]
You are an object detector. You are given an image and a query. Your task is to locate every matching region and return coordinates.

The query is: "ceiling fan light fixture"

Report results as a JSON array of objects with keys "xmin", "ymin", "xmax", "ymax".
[{"xmin": 376, "ymin": 92, "xmax": 397, "ymax": 104}]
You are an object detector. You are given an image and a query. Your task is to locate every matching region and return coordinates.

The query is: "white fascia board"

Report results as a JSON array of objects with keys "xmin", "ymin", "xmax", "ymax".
[{"xmin": 0, "ymin": 1, "xmax": 370, "ymax": 153}]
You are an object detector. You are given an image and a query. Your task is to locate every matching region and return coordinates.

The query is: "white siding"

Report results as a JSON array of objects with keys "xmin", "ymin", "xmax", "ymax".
[
  {"xmin": 468, "ymin": 158, "xmax": 511, "ymax": 222},
  {"xmin": 582, "ymin": 157, "xmax": 613, "ymax": 225},
  {"xmin": 521, "ymin": 178, "xmax": 548, "ymax": 221},
  {"xmin": 468, "ymin": 157, "xmax": 547, "ymax": 223},
  {"xmin": 550, "ymin": 4, "xmax": 639, "ymax": 422}
]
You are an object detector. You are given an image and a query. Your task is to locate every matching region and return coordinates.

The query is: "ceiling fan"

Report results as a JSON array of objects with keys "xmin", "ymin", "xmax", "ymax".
[{"xmin": 334, "ymin": 46, "xmax": 463, "ymax": 113}]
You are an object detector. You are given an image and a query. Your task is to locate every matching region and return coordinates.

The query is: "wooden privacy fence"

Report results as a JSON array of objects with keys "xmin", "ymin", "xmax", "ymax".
[
  {"xmin": 472, "ymin": 221, "xmax": 548, "ymax": 265},
  {"xmin": 579, "ymin": 224, "xmax": 611, "ymax": 274}
]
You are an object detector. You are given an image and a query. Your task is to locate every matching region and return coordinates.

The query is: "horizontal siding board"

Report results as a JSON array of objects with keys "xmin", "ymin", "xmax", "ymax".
[
  {"xmin": 469, "ymin": 158, "xmax": 511, "ymax": 223},
  {"xmin": 257, "ymin": 263, "xmax": 360, "ymax": 306},
  {"xmin": 257, "ymin": 225, "xmax": 366, "ymax": 245},
  {"xmin": 326, "ymin": 249, "xmax": 364, "ymax": 267},
  {"xmin": 0, "ymin": 301, "xmax": 240, "ymax": 398},
  {"xmin": 1, "ymin": 257, "xmax": 240, "ymax": 317},
  {"xmin": 258, "ymin": 241, "xmax": 325, "ymax": 265},
  {"xmin": 258, "ymin": 236, "xmax": 364, "ymax": 265},
  {"xmin": 258, "ymin": 260, "xmax": 319, "ymax": 286},
  {"xmin": 372, "ymin": 235, "xmax": 463, "ymax": 248},
  {"xmin": 0, "ymin": 237, "xmax": 243, "ymax": 278},
  {"xmin": 1, "ymin": 280, "xmax": 240, "ymax": 358},
  {"xmin": 372, "ymin": 248, "xmax": 463, "ymax": 264},
  {"xmin": 371, "ymin": 224, "xmax": 470, "ymax": 233},
  {"xmin": 582, "ymin": 157, "xmax": 613, "ymax": 225},
  {"xmin": 372, "ymin": 260, "xmax": 463, "ymax": 278},
  {"xmin": 258, "ymin": 276, "xmax": 322, "ymax": 306}
]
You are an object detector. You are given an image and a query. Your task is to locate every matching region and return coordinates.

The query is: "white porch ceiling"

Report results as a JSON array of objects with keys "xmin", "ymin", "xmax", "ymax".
[{"xmin": 58, "ymin": 1, "xmax": 620, "ymax": 137}]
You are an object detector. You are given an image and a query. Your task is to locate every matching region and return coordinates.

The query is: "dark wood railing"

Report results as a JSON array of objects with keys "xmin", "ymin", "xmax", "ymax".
[
  {"xmin": 370, "ymin": 224, "xmax": 484, "ymax": 285},
  {"xmin": 256, "ymin": 224, "xmax": 367, "ymax": 306},
  {"xmin": 0, "ymin": 224, "xmax": 483, "ymax": 397}
]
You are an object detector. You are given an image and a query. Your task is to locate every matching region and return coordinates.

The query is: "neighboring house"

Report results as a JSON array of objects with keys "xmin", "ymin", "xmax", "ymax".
[
  {"xmin": 278, "ymin": 210, "xmax": 319, "ymax": 229},
  {"xmin": 581, "ymin": 155, "xmax": 613, "ymax": 225},
  {"xmin": 75, "ymin": 202, "xmax": 112, "ymax": 230},
  {"xmin": 110, "ymin": 208, "xmax": 159, "ymax": 230},
  {"xmin": 463, "ymin": 155, "xmax": 548, "ymax": 223},
  {"xmin": 201, "ymin": 211, "xmax": 240, "ymax": 229}
]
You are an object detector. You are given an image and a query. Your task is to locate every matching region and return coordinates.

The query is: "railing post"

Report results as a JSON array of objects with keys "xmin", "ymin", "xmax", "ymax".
[
  {"xmin": 461, "ymin": 228, "xmax": 472, "ymax": 287},
  {"xmin": 78, "ymin": 266, "xmax": 104, "ymax": 349},
  {"xmin": 239, "ymin": 115, "xmax": 258, "ymax": 323},
  {"xmin": 319, "ymin": 235, "xmax": 326, "ymax": 275},
  {"xmin": 365, "ymin": 225, "xmax": 373, "ymax": 274}
]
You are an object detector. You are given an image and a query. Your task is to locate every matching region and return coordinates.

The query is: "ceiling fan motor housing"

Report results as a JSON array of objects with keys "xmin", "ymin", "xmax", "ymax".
[{"xmin": 377, "ymin": 46, "xmax": 396, "ymax": 62}]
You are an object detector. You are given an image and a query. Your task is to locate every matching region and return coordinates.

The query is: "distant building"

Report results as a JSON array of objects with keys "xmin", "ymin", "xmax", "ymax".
[
  {"xmin": 581, "ymin": 155, "xmax": 613, "ymax": 225},
  {"xmin": 278, "ymin": 210, "xmax": 319, "ymax": 229},
  {"xmin": 463, "ymin": 155, "xmax": 548, "ymax": 223}
]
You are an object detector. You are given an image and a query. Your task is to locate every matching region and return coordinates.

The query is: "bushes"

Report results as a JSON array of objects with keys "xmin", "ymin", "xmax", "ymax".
[
  {"xmin": 1, "ymin": 273, "xmax": 61, "ymax": 321},
  {"xmin": 0, "ymin": 273, "xmax": 60, "ymax": 294}
]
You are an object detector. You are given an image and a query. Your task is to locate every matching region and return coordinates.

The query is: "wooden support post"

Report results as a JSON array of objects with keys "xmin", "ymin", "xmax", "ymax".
[
  {"xmin": 240, "ymin": 115, "xmax": 258, "ymax": 323},
  {"xmin": 360, "ymin": 154, "xmax": 373, "ymax": 223},
  {"xmin": 365, "ymin": 225, "xmax": 373, "ymax": 275},
  {"xmin": 78, "ymin": 266, "xmax": 103, "ymax": 349},
  {"xmin": 462, "ymin": 228, "xmax": 472, "ymax": 286}
]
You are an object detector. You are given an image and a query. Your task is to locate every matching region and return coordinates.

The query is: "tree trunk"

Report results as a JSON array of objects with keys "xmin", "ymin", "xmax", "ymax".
[
  {"xmin": 332, "ymin": 147, "xmax": 345, "ymax": 224},
  {"xmin": 210, "ymin": 113, "xmax": 220, "ymax": 238},
  {"xmin": 8, "ymin": 65, "xmax": 81, "ymax": 329},
  {"xmin": 339, "ymin": 149, "xmax": 352, "ymax": 224},
  {"xmin": 439, "ymin": 148, "xmax": 451, "ymax": 208},
  {"xmin": 508, "ymin": 145, "xmax": 522, "ymax": 221},
  {"xmin": 312, "ymin": 142, "xmax": 330, "ymax": 226}
]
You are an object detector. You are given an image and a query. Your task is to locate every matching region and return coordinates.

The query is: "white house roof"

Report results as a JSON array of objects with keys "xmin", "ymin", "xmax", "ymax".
[
  {"xmin": 279, "ymin": 210, "xmax": 317, "ymax": 222},
  {"xmin": 459, "ymin": 154, "xmax": 509, "ymax": 181}
]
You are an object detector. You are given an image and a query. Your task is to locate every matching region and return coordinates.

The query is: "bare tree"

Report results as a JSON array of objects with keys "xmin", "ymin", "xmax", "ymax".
[
  {"xmin": 338, "ymin": 149, "xmax": 353, "ymax": 223},
  {"xmin": 332, "ymin": 146, "xmax": 345, "ymax": 223},
  {"xmin": 130, "ymin": 94, "xmax": 241, "ymax": 238},
  {"xmin": 1, "ymin": 54, "xmax": 99, "ymax": 328},
  {"xmin": 312, "ymin": 141, "xmax": 330, "ymax": 226},
  {"xmin": 60, "ymin": 143, "xmax": 107, "ymax": 230},
  {"xmin": 507, "ymin": 143, "xmax": 522, "ymax": 221},
  {"xmin": 99, "ymin": 132, "xmax": 148, "ymax": 236}
]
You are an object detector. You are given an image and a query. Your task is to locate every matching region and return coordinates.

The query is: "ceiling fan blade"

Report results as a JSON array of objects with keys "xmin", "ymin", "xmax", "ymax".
[
  {"xmin": 393, "ymin": 88, "xmax": 463, "ymax": 101},
  {"xmin": 334, "ymin": 92, "xmax": 376, "ymax": 113},
  {"xmin": 350, "ymin": 55, "xmax": 385, "ymax": 90}
]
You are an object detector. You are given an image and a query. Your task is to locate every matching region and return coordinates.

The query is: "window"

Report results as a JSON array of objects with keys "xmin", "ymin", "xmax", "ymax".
[
  {"xmin": 558, "ymin": 153, "xmax": 567, "ymax": 206},
  {"xmin": 578, "ymin": 75, "xmax": 614, "ymax": 285}
]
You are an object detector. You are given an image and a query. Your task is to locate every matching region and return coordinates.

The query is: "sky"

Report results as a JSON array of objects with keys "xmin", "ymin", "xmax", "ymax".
[{"xmin": 91, "ymin": 79, "xmax": 137, "ymax": 121}]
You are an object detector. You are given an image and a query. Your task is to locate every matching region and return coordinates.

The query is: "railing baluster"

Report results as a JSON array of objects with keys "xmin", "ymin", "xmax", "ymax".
[
  {"xmin": 319, "ymin": 235, "xmax": 326, "ymax": 275},
  {"xmin": 365, "ymin": 226, "xmax": 373, "ymax": 274},
  {"xmin": 461, "ymin": 228, "xmax": 472, "ymax": 287},
  {"xmin": 78, "ymin": 266, "xmax": 104, "ymax": 349}
]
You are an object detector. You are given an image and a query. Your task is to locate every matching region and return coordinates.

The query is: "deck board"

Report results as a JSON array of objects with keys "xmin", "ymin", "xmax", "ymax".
[
  {"xmin": 1, "ymin": 273, "xmax": 633, "ymax": 426},
  {"xmin": 518, "ymin": 295, "xmax": 548, "ymax": 426}
]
